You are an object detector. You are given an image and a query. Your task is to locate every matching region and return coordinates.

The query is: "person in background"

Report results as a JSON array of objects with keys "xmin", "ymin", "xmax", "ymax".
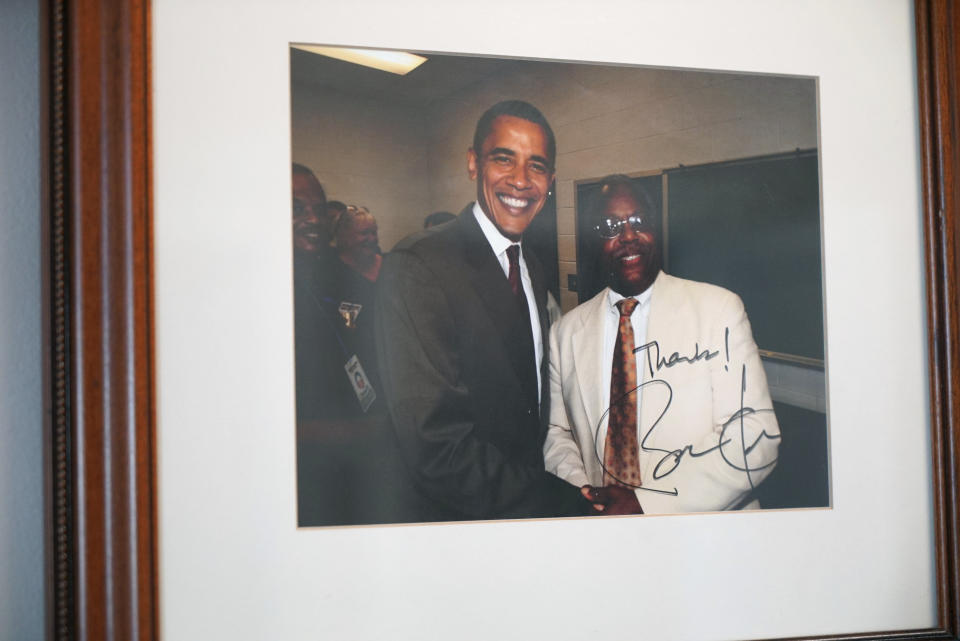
[
  {"xmin": 544, "ymin": 174, "xmax": 780, "ymax": 515},
  {"xmin": 291, "ymin": 163, "xmax": 338, "ymax": 422},
  {"xmin": 291, "ymin": 167, "xmax": 381, "ymax": 420},
  {"xmin": 333, "ymin": 205, "xmax": 382, "ymax": 282},
  {"xmin": 294, "ymin": 190, "xmax": 411, "ymax": 525},
  {"xmin": 292, "ymin": 163, "xmax": 333, "ymax": 253},
  {"xmin": 311, "ymin": 205, "xmax": 384, "ymax": 417},
  {"xmin": 423, "ymin": 210, "xmax": 456, "ymax": 229},
  {"xmin": 326, "ymin": 200, "xmax": 348, "ymax": 241}
]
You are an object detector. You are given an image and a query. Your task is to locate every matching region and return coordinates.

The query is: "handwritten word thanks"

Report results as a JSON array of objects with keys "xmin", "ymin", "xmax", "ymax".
[{"xmin": 635, "ymin": 339, "xmax": 720, "ymax": 380}]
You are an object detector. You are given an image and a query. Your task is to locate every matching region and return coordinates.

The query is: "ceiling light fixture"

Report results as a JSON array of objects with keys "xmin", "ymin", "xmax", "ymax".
[{"xmin": 292, "ymin": 44, "xmax": 427, "ymax": 76}]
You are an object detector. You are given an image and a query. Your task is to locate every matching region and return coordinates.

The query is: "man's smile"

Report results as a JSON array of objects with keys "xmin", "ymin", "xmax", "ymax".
[
  {"xmin": 296, "ymin": 224, "xmax": 321, "ymax": 239},
  {"xmin": 497, "ymin": 193, "xmax": 533, "ymax": 210},
  {"xmin": 613, "ymin": 246, "xmax": 650, "ymax": 265}
]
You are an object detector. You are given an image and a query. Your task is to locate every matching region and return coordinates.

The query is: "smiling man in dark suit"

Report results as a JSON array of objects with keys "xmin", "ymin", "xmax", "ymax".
[{"xmin": 375, "ymin": 100, "xmax": 591, "ymax": 522}]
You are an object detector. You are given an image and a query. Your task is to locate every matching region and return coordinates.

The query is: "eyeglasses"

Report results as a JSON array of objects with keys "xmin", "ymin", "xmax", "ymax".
[{"xmin": 594, "ymin": 214, "xmax": 649, "ymax": 239}]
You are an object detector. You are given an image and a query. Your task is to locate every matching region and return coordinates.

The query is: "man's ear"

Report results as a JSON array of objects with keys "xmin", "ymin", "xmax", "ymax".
[{"xmin": 467, "ymin": 147, "xmax": 478, "ymax": 180}]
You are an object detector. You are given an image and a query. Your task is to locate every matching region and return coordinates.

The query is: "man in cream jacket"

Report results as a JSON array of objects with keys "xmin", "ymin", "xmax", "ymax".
[{"xmin": 544, "ymin": 175, "xmax": 780, "ymax": 515}]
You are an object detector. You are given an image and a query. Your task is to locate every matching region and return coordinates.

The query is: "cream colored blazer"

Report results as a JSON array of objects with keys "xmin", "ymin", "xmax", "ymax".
[{"xmin": 544, "ymin": 271, "xmax": 780, "ymax": 514}]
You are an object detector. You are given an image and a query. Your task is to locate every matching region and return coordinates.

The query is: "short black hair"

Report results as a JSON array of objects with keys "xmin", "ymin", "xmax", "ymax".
[
  {"xmin": 292, "ymin": 162, "xmax": 317, "ymax": 179},
  {"xmin": 423, "ymin": 211, "xmax": 456, "ymax": 228},
  {"xmin": 291, "ymin": 163, "xmax": 326, "ymax": 198},
  {"xmin": 291, "ymin": 163, "xmax": 326, "ymax": 216},
  {"xmin": 594, "ymin": 174, "xmax": 656, "ymax": 221},
  {"xmin": 472, "ymin": 100, "xmax": 556, "ymax": 168}
]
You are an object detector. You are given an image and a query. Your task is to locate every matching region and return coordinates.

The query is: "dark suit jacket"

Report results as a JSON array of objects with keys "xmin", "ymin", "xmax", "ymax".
[
  {"xmin": 374, "ymin": 205, "xmax": 587, "ymax": 522},
  {"xmin": 293, "ymin": 248, "xmax": 383, "ymax": 421}
]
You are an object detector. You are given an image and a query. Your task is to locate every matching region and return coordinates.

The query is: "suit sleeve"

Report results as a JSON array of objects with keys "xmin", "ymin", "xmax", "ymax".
[
  {"xmin": 375, "ymin": 250, "xmax": 586, "ymax": 520},
  {"xmin": 638, "ymin": 292, "xmax": 781, "ymax": 514},
  {"xmin": 544, "ymin": 322, "xmax": 591, "ymax": 487}
]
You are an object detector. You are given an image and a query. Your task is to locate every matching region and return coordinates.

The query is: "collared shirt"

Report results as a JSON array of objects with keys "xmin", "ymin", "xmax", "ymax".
[
  {"xmin": 472, "ymin": 202, "xmax": 543, "ymax": 397},
  {"xmin": 597, "ymin": 283, "xmax": 654, "ymax": 453}
]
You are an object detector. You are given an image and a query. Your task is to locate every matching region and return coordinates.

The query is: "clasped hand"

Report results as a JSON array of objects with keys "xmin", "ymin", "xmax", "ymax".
[{"xmin": 581, "ymin": 485, "xmax": 644, "ymax": 515}]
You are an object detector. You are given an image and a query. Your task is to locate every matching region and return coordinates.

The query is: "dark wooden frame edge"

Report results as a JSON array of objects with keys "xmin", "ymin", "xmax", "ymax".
[
  {"xmin": 41, "ymin": 1, "xmax": 959, "ymax": 639},
  {"xmin": 44, "ymin": 0, "xmax": 157, "ymax": 639}
]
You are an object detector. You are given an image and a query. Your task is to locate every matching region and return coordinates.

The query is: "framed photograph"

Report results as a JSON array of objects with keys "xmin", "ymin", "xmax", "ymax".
[
  {"xmin": 289, "ymin": 49, "xmax": 827, "ymax": 527},
  {"xmin": 45, "ymin": 1, "xmax": 960, "ymax": 639}
]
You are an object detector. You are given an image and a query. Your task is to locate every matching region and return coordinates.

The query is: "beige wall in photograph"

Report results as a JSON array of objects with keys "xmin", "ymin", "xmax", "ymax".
[
  {"xmin": 421, "ymin": 62, "xmax": 818, "ymax": 312},
  {"xmin": 290, "ymin": 85, "xmax": 432, "ymax": 252},
  {"xmin": 290, "ymin": 57, "xmax": 823, "ymax": 410},
  {"xmin": 291, "ymin": 63, "xmax": 817, "ymax": 302}
]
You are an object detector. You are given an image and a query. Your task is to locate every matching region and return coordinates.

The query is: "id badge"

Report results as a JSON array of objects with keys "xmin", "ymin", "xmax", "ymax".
[{"xmin": 344, "ymin": 354, "xmax": 376, "ymax": 413}]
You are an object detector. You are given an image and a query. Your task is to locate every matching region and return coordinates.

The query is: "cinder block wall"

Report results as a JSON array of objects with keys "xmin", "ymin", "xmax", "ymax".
[
  {"xmin": 291, "ymin": 85, "xmax": 432, "ymax": 252},
  {"xmin": 291, "ymin": 60, "xmax": 824, "ymax": 410},
  {"xmin": 422, "ymin": 63, "xmax": 817, "ymax": 312}
]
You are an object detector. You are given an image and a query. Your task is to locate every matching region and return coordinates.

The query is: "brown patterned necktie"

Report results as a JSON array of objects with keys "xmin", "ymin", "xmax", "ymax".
[{"xmin": 604, "ymin": 297, "xmax": 642, "ymax": 488}]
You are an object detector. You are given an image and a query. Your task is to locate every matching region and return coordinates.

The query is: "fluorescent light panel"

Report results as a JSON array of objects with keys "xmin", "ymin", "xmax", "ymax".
[{"xmin": 293, "ymin": 45, "xmax": 427, "ymax": 75}]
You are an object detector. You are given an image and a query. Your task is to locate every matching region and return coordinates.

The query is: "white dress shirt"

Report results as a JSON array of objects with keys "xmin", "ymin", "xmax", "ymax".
[
  {"xmin": 597, "ymin": 284, "xmax": 654, "ymax": 457},
  {"xmin": 472, "ymin": 202, "xmax": 543, "ymax": 397}
]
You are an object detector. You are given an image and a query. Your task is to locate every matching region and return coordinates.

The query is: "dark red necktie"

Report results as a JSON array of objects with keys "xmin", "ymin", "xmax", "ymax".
[
  {"xmin": 506, "ymin": 245, "xmax": 524, "ymax": 299},
  {"xmin": 506, "ymin": 244, "xmax": 532, "ymax": 322},
  {"xmin": 507, "ymin": 244, "xmax": 536, "ymax": 396},
  {"xmin": 604, "ymin": 297, "xmax": 642, "ymax": 488}
]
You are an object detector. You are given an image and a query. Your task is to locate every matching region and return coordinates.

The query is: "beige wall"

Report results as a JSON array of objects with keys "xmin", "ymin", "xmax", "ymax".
[
  {"xmin": 413, "ymin": 63, "xmax": 823, "ymax": 409},
  {"xmin": 291, "ymin": 85, "xmax": 432, "ymax": 252},
  {"xmin": 422, "ymin": 63, "xmax": 817, "ymax": 311},
  {"xmin": 291, "ymin": 62, "xmax": 817, "ymax": 313}
]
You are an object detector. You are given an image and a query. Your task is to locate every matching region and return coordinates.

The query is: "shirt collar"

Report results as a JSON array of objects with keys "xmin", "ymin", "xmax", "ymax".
[
  {"xmin": 472, "ymin": 201, "xmax": 519, "ymax": 257},
  {"xmin": 606, "ymin": 278, "xmax": 655, "ymax": 314}
]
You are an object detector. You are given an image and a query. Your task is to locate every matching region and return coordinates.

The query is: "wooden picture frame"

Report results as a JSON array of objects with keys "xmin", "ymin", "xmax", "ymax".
[{"xmin": 42, "ymin": 0, "xmax": 959, "ymax": 639}]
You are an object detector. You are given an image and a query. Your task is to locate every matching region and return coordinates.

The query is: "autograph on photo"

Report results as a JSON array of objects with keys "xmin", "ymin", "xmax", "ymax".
[{"xmin": 587, "ymin": 330, "xmax": 781, "ymax": 497}]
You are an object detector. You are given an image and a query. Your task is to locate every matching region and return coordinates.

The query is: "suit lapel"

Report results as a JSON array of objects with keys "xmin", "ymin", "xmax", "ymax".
[
  {"xmin": 524, "ymin": 246, "xmax": 552, "ymax": 423},
  {"xmin": 524, "ymin": 245, "xmax": 549, "ymax": 339},
  {"xmin": 458, "ymin": 207, "xmax": 540, "ymax": 403},
  {"xmin": 640, "ymin": 272, "xmax": 685, "ymax": 434},
  {"xmin": 570, "ymin": 290, "xmax": 608, "ymax": 441}
]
